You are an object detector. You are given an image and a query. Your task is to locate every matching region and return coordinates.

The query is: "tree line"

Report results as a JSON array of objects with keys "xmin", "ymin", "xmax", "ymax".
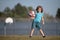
[
  {"xmin": 0, "ymin": 3, "xmax": 60, "ymax": 19},
  {"xmin": 56, "ymin": 8, "xmax": 60, "ymax": 19},
  {"xmin": 0, "ymin": 3, "xmax": 33, "ymax": 18}
]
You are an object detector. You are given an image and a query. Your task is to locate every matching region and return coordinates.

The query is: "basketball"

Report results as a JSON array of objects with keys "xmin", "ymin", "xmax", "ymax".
[
  {"xmin": 28, "ymin": 11, "xmax": 35, "ymax": 19},
  {"xmin": 28, "ymin": 11, "xmax": 35, "ymax": 17}
]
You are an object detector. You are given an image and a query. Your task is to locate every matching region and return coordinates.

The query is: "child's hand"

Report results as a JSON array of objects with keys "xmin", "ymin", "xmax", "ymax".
[
  {"xmin": 42, "ymin": 16, "xmax": 44, "ymax": 25},
  {"xmin": 43, "ymin": 22, "xmax": 44, "ymax": 25}
]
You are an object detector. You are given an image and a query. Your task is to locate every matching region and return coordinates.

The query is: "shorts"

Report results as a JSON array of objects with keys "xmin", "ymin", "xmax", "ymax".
[{"xmin": 31, "ymin": 20, "xmax": 42, "ymax": 30}]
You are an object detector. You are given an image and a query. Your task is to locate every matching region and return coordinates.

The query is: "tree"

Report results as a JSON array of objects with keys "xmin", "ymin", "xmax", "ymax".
[
  {"xmin": 4, "ymin": 7, "xmax": 12, "ymax": 17},
  {"xmin": 56, "ymin": 8, "xmax": 60, "ymax": 19},
  {"xmin": 0, "ymin": 12, "xmax": 3, "ymax": 17},
  {"xmin": 4, "ymin": 7, "xmax": 11, "ymax": 14},
  {"xmin": 11, "ymin": 9, "xmax": 16, "ymax": 17},
  {"xmin": 28, "ymin": 6, "xmax": 34, "ymax": 11},
  {"xmin": 14, "ymin": 3, "xmax": 28, "ymax": 18},
  {"xmin": 15, "ymin": 3, "xmax": 22, "ymax": 15},
  {"xmin": 0, "ymin": 11, "xmax": 7, "ymax": 17}
]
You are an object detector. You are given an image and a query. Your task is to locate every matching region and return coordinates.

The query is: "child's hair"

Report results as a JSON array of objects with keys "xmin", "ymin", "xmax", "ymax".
[{"xmin": 36, "ymin": 6, "xmax": 43, "ymax": 13}]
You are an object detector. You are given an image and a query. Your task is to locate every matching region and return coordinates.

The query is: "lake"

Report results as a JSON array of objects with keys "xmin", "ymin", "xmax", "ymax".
[{"xmin": 0, "ymin": 20, "xmax": 60, "ymax": 36}]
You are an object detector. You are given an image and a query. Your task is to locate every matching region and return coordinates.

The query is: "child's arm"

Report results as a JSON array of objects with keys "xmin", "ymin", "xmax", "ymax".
[{"xmin": 42, "ymin": 16, "xmax": 44, "ymax": 25}]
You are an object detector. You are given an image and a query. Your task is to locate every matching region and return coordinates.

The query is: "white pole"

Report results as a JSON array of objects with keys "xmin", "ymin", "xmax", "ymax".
[{"xmin": 4, "ymin": 25, "xmax": 6, "ymax": 36}]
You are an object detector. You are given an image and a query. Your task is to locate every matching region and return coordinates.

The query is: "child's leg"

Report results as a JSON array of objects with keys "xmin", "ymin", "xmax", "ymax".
[
  {"xmin": 30, "ymin": 29, "xmax": 34, "ymax": 36},
  {"xmin": 39, "ymin": 29, "xmax": 45, "ymax": 36},
  {"xmin": 30, "ymin": 20, "xmax": 35, "ymax": 37}
]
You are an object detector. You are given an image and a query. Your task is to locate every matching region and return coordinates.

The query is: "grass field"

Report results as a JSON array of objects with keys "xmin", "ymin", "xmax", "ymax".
[{"xmin": 0, "ymin": 35, "xmax": 60, "ymax": 40}]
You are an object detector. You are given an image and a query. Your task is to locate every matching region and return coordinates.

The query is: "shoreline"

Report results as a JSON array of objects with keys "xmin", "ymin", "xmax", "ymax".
[
  {"xmin": 0, "ymin": 17, "xmax": 60, "ymax": 22},
  {"xmin": 0, "ymin": 17, "xmax": 31, "ymax": 21}
]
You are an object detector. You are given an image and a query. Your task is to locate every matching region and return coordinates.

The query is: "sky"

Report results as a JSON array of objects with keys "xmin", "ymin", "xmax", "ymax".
[{"xmin": 0, "ymin": 0, "xmax": 60, "ymax": 17}]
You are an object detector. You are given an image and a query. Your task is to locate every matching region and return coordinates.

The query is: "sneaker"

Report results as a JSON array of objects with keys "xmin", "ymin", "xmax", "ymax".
[
  {"xmin": 43, "ymin": 36, "xmax": 46, "ymax": 38},
  {"xmin": 29, "ymin": 36, "xmax": 32, "ymax": 38}
]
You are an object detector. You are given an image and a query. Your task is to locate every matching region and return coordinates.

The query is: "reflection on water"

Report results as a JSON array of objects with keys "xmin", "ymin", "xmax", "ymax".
[{"xmin": 0, "ymin": 20, "xmax": 60, "ymax": 36}]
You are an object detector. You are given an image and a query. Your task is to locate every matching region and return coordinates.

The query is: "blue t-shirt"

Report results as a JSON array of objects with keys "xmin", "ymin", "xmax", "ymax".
[{"xmin": 34, "ymin": 12, "xmax": 44, "ymax": 22}]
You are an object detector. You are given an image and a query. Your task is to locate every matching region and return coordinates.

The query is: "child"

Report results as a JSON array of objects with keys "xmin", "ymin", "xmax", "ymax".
[{"xmin": 29, "ymin": 6, "xmax": 46, "ymax": 38}]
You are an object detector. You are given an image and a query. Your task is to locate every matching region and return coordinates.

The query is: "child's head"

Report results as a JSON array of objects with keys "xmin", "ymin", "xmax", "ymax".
[{"xmin": 36, "ymin": 6, "xmax": 43, "ymax": 13}]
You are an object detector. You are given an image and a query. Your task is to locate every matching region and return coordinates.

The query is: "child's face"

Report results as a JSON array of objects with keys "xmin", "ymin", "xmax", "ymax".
[{"xmin": 38, "ymin": 8, "xmax": 41, "ymax": 12}]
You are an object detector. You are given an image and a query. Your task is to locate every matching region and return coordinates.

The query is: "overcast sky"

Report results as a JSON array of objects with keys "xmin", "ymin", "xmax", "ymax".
[{"xmin": 0, "ymin": 0, "xmax": 60, "ymax": 17}]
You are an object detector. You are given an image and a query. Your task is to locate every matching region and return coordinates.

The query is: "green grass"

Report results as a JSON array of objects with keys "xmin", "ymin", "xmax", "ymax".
[{"xmin": 0, "ymin": 35, "xmax": 60, "ymax": 40}]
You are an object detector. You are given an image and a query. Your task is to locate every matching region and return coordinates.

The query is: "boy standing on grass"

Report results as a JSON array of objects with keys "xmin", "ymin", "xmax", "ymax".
[{"xmin": 29, "ymin": 5, "xmax": 46, "ymax": 38}]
